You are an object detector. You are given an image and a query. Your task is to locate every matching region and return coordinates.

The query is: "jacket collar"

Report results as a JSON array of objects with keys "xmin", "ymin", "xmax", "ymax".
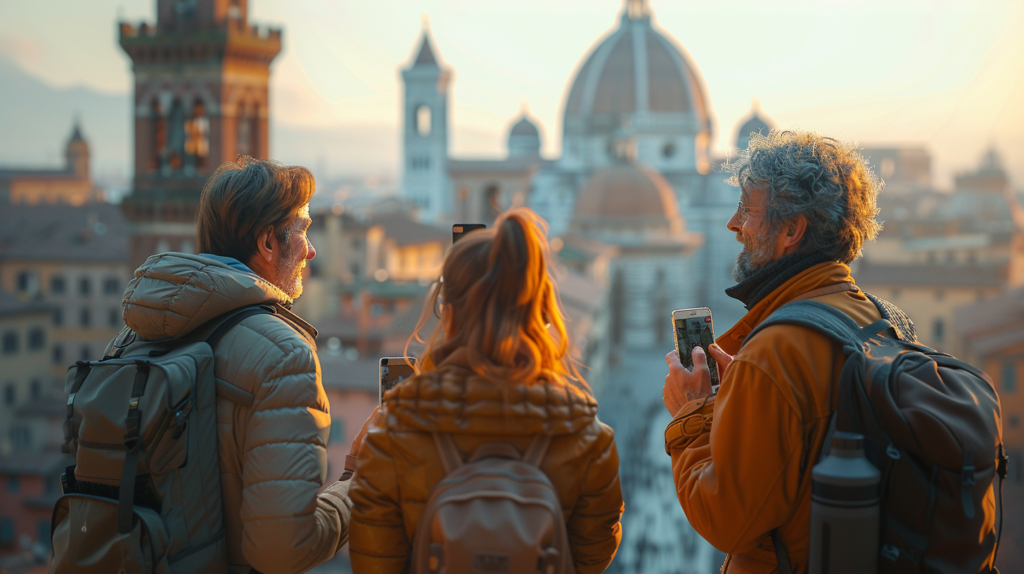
[
  {"xmin": 717, "ymin": 259, "xmax": 857, "ymax": 355},
  {"xmin": 384, "ymin": 348, "xmax": 598, "ymax": 436}
]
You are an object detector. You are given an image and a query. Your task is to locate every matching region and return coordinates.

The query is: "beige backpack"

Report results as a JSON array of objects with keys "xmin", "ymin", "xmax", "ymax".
[{"xmin": 412, "ymin": 433, "xmax": 575, "ymax": 574}]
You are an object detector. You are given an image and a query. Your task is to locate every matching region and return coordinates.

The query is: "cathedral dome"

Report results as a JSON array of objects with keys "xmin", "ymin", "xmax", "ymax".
[
  {"xmin": 562, "ymin": 0, "xmax": 711, "ymax": 140},
  {"xmin": 570, "ymin": 159, "xmax": 684, "ymax": 237},
  {"xmin": 508, "ymin": 114, "xmax": 541, "ymax": 158}
]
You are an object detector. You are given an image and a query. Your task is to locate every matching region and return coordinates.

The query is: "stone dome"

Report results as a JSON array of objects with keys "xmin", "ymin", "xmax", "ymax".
[
  {"xmin": 570, "ymin": 159, "xmax": 684, "ymax": 237},
  {"xmin": 735, "ymin": 99, "xmax": 773, "ymax": 151},
  {"xmin": 508, "ymin": 115, "xmax": 541, "ymax": 158},
  {"xmin": 562, "ymin": 0, "xmax": 711, "ymax": 140}
]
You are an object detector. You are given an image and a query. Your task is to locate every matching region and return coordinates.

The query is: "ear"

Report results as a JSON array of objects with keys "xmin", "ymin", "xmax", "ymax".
[
  {"xmin": 254, "ymin": 227, "xmax": 278, "ymax": 265},
  {"xmin": 782, "ymin": 215, "xmax": 808, "ymax": 250}
]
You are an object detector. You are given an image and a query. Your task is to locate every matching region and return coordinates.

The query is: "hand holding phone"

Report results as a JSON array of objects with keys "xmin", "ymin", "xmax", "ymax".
[
  {"xmin": 379, "ymin": 357, "xmax": 417, "ymax": 405},
  {"xmin": 672, "ymin": 307, "xmax": 720, "ymax": 394}
]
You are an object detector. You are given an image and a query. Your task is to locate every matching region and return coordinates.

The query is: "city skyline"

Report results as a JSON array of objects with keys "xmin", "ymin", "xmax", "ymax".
[{"xmin": 0, "ymin": 0, "xmax": 1022, "ymax": 189}]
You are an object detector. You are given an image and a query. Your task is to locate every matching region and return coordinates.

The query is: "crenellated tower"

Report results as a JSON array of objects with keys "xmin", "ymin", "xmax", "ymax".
[{"xmin": 118, "ymin": 0, "xmax": 281, "ymax": 267}]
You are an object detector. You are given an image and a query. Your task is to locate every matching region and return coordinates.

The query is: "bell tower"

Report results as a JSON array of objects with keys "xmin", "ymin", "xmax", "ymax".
[
  {"xmin": 401, "ymin": 24, "xmax": 451, "ymax": 223},
  {"xmin": 118, "ymin": 0, "xmax": 281, "ymax": 267}
]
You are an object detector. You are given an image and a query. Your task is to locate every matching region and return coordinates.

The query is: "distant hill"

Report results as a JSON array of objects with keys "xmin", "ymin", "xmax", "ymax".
[
  {"xmin": 0, "ymin": 56, "xmax": 508, "ymax": 190},
  {"xmin": 0, "ymin": 56, "xmax": 407, "ymax": 184},
  {"xmin": 0, "ymin": 56, "xmax": 130, "ymax": 182}
]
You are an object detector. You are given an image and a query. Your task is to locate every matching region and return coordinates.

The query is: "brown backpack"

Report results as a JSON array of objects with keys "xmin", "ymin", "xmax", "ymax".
[
  {"xmin": 412, "ymin": 433, "xmax": 575, "ymax": 574},
  {"xmin": 747, "ymin": 297, "xmax": 1007, "ymax": 574}
]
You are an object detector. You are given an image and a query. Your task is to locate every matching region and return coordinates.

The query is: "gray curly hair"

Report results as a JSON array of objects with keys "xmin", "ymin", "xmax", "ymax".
[{"xmin": 725, "ymin": 129, "xmax": 883, "ymax": 264}]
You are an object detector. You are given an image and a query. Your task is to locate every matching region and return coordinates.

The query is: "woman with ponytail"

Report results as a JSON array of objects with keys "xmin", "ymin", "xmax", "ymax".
[{"xmin": 348, "ymin": 208, "xmax": 623, "ymax": 573}]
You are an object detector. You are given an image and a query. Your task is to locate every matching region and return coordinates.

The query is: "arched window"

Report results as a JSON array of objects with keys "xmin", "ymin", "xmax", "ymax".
[
  {"xmin": 151, "ymin": 99, "xmax": 167, "ymax": 172},
  {"xmin": 167, "ymin": 98, "xmax": 186, "ymax": 170},
  {"xmin": 416, "ymin": 105, "xmax": 431, "ymax": 136},
  {"xmin": 185, "ymin": 98, "xmax": 209, "ymax": 170},
  {"xmin": 237, "ymin": 103, "xmax": 252, "ymax": 157}
]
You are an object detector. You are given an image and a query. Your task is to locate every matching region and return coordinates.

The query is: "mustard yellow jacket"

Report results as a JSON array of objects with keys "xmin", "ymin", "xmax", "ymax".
[
  {"xmin": 349, "ymin": 349, "xmax": 624, "ymax": 574},
  {"xmin": 666, "ymin": 261, "xmax": 884, "ymax": 574}
]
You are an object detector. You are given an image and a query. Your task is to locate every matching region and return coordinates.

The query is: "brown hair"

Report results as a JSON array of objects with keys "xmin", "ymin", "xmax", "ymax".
[
  {"xmin": 408, "ymin": 208, "xmax": 585, "ymax": 387},
  {"xmin": 195, "ymin": 157, "xmax": 316, "ymax": 264}
]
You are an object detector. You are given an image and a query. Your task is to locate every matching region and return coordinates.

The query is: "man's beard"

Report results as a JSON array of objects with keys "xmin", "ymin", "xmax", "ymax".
[
  {"xmin": 732, "ymin": 230, "xmax": 777, "ymax": 283},
  {"xmin": 273, "ymin": 243, "xmax": 305, "ymax": 299}
]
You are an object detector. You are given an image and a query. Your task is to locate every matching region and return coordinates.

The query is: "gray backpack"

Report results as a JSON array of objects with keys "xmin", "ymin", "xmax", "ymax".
[
  {"xmin": 412, "ymin": 433, "xmax": 575, "ymax": 574},
  {"xmin": 50, "ymin": 305, "xmax": 274, "ymax": 574}
]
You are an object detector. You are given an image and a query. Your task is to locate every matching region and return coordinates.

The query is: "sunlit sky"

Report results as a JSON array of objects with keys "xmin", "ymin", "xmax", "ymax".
[{"xmin": 1, "ymin": 0, "xmax": 1023, "ymax": 187}]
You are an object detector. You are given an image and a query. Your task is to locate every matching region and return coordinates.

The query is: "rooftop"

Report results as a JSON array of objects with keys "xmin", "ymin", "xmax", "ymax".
[
  {"xmin": 854, "ymin": 261, "xmax": 1006, "ymax": 288},
  {"xmin": 0, "ymin": 203, "xmax": 129, "ymax": 264}
]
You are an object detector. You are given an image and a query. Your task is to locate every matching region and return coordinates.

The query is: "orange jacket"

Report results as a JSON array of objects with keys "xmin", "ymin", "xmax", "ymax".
[
  {"xmin": 666, "ymin": 261, "xmax": 883, "ymax": 574},
  {"xmin": 348, "ymin": 349, "xmax": 624, "ymax": 574}
]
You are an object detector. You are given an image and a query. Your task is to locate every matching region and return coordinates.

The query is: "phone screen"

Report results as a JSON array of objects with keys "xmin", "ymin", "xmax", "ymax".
[
  {"xmin": 674, "ymin": 313, "xmax": 720, "ymax": 392},
  {"xmin": 452, "ymin": 223, "xmax": 486, "ymax": 243},
  {"xmin": 379, "ymin": 357, "xmax": 417, "ymax": 405}
]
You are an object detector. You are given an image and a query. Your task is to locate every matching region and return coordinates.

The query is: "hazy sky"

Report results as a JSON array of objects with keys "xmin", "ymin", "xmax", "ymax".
[{"xmin": 1, "ymin": 0, "xmax": 1022, "ymax": 187}]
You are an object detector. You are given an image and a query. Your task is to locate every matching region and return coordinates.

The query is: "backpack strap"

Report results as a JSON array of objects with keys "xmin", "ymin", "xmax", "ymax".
[
  {"xmin": 61, "ymin": 361, "xmax": 92, "ymax": 454},
  {"xmin": 433, "ymin": 433, "xmax": 552, "ymax": 474},
  {"xmin": 433, "ymin": 433, "xmax": 464, "ymax": 475},
  {"xmin": 118, "ymin": 360, "xmax": 152, "ymax": 534},
  {"xmin": 743, "ymin": 300, "xmax": 890, "ymax": 355},
  {"xmin": 522, "ymin": 435, "xmax": 552, "ymax": 468},
  {"xmin": 770, "ymin": 529, "xmax": 794, "ymax": 574},
  {"xmin": 205, "ymin": 305, "xmax": 276, "ymax": 347}
]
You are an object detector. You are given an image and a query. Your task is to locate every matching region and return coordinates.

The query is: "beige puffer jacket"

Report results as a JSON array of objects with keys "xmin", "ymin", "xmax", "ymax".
[{"xmin": 118, "ymin": 253, "xmax": 350, "ymax": 574}]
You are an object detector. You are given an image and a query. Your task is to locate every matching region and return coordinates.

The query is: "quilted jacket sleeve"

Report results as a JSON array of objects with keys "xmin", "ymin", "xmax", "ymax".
[
  {"xmin": 667, "ymin": 357, "xmax": 804, "ymax": 555},
  {"xmin": 238, "ymin": 343, "xmax": 350, "ymax": 574},
  {"xmin": 566, "ymin": 421, "xmax": 624, "ymax": 574},
  {"xmin": 348, "ymin": 419, "xmax": 411, "ymax": 574}
]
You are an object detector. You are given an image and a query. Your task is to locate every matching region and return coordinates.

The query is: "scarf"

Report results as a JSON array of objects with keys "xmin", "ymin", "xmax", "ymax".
[{"xmin": 724, "ymin": 250, "xmax": 833, "ymax": 310}]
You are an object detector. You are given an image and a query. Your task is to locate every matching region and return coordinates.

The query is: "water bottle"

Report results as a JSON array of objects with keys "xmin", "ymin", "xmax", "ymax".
[{"xmin": 809, "ymin": 432, "xmax": 880, "ymax": 574}]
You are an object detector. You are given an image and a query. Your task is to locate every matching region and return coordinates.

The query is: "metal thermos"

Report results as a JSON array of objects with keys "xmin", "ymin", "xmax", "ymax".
[{"xmin": 809, "ymin": 432, "xmax": 880, "ymax": 574}]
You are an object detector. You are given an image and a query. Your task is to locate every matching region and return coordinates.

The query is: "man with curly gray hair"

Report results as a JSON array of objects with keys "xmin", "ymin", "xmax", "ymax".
[{"xmin": 660, "ymin": 130, "xmax": 909, "ymax": 573}]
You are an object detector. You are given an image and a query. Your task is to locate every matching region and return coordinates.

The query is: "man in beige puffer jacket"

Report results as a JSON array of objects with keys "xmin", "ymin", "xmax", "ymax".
[{"xmin": 117, "ymin": 158, "xmax": 350, "ymax": 574}]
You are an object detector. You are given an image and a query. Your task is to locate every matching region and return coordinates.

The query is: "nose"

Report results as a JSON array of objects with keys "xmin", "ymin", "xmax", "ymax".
[
  {"xmin": 726, "ymin": 208, "xmax": 742, "ymax": 233},
  {"xmin": 305, "ymin": 236, "xmax": 316, "ymax": 260}
]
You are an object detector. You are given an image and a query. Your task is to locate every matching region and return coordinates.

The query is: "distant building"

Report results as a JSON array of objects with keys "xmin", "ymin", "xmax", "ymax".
[
  {"xmin": 0, "ymin": 121, "xmax": 100, "ymax": 206},
  {"xmin": 0, "ymin": 294, "xmax": 54, "ymax": 455},
  {"xmin": 0, "ymin": 204, "xmax": 131, "ymax": 380},
  {"xmin": 734, "ymin": 99, "xmax": 774, "ymax": 153},
  {"xmin": 953, "ymin": 286, "xmax": 1024, "ymax": 570},
  {"xmin": 0, "ymin": 450, "xmax": 71, "ymax": 560},
  {"xmin": 117, "ymin": 0, "xmax": 281, "ymax": 267},
  {"xmin": 857, "ymin": 146, "xmax": 1024, "ymax": 358},
  {"xmin": 400, "ymin": 0, "xmax": 753, "ymax": 337}
]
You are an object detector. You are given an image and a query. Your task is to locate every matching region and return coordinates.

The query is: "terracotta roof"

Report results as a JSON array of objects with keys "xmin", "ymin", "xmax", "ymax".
[
  {"xmin": 369, "ymin": 213, "xmax": 448, "ymax": 247},
  {"xmin": 854, "ymin": 261, "xmax": 1005, "ymax": 288},
  {"xmin": 564, "ymin": 15, "xmax": 708, "ymax": 122},
  {"xmin": 571, "ymin": 161, "xmax": 683, "ymax": 232},
  {"xmin": 0, "ymin": 203, "xmax": 129, "ymax": 263}
]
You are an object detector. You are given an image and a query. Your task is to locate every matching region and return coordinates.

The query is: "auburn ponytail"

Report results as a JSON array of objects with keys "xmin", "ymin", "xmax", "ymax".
[{"xmin": 407, "ymin": 208, "xmax": 585, "ymax": 388}]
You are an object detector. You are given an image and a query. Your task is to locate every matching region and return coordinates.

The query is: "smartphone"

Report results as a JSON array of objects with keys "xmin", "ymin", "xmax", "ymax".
[
  {"xmin": 452, "ymin": 223, "xmax": 486, "ymax": 243},
  {"xmin": 672, "ymin": 307, "xmax": 720, "ymax": 394},
  {"xmin": 379, "ymin": 356, "xmax": 417, "ymax": 405}
]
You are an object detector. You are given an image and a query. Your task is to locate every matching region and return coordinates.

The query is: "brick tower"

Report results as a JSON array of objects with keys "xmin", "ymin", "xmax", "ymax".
[{"xmin": 118, "ymin": 0, "xmax": 281, "ymax": 267}]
